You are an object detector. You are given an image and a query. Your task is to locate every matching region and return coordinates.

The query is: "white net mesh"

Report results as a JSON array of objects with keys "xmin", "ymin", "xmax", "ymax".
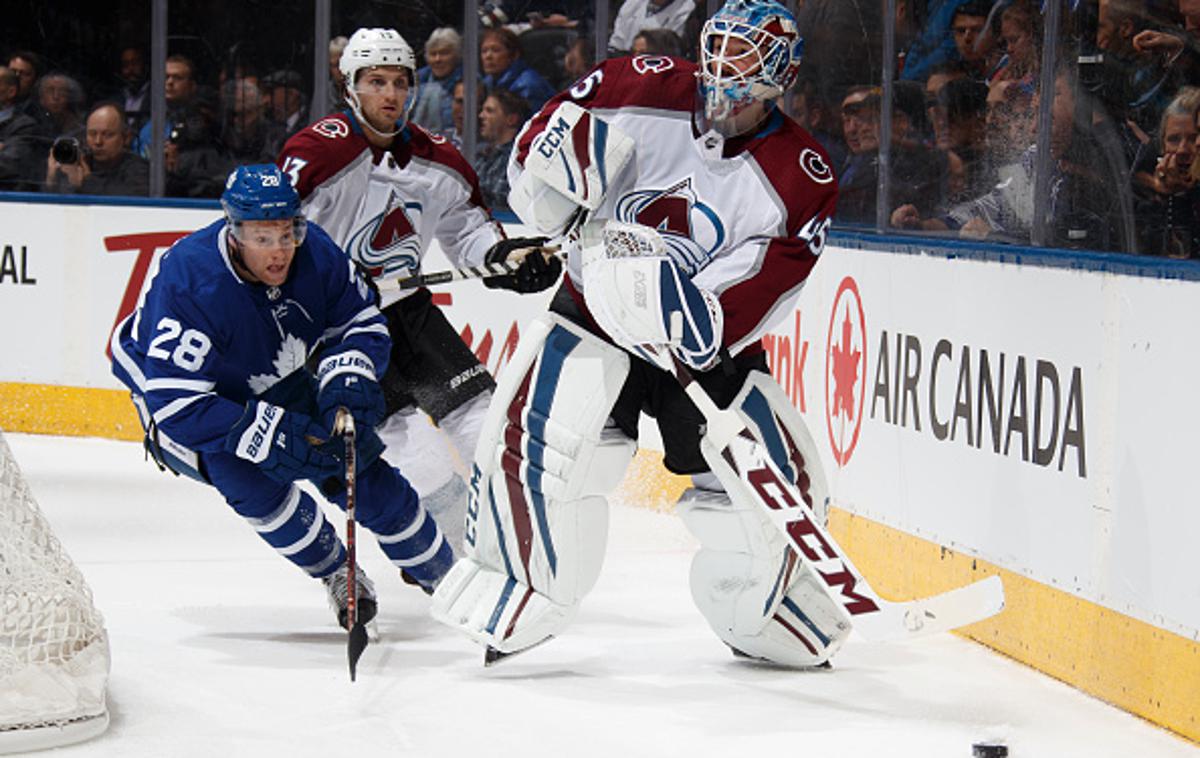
[{"xmin": 0, "ymin": 430, "xmax": 109, "ymax": 750}]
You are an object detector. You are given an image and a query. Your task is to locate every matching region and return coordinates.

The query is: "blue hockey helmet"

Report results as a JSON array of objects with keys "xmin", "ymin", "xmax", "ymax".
[
  {"xmin": 220, "ymin": 164, "xmax": 307, "ymax": 245},
  {"xmin": 699, "ymin": 0, "xmax": 805, "ymax": 128}
]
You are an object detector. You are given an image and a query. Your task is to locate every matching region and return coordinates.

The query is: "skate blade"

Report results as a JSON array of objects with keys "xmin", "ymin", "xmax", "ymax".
[{"xmin": 484, "ymin": 636, "xmax": 554, "ymax": 667}]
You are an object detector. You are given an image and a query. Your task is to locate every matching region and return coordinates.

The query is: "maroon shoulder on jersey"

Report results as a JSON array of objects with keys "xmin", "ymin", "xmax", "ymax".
[
  {"xmin": 276, "ymin": 112, "xmax": 368, "ymax": 199},
  {"xmin": 515, "ymin": 55, "xmax": 697, "ymax": 167},
  {"xmin": 745, "ymin": 116, "xmax": 839, "ymax": 236}
]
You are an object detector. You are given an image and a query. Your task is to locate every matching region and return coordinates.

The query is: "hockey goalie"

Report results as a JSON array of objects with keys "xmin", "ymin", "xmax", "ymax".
[{"xmin": 429, "ymin": 0, "xmax": 858, "ymax": 667}]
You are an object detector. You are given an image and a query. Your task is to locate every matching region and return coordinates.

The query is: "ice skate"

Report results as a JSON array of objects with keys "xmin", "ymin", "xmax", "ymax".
[{"xmin": 322, "ymin": 562, "xmax": 377, "ymax": 630}]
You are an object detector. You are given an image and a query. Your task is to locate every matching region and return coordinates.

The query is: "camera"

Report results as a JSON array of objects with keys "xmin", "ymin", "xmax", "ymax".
[
  {"xmin": 51, "ymin": 136, "xmax": 89, "ymax": 165},
  {"xmin": 168, "ymin": 121, "xmax": 186, "ymax": 144}
]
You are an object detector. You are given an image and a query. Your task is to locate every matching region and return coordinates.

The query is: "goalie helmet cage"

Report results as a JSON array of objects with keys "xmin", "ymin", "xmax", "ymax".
[{"xmin": 0, "ymin": 429, "xmax": 110, "ymax": 753}]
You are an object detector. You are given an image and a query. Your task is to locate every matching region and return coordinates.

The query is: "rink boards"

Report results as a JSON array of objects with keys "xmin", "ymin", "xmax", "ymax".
[{"xmin": 0, "ymin": 198, "xmax": 1196, "ymax": 743}]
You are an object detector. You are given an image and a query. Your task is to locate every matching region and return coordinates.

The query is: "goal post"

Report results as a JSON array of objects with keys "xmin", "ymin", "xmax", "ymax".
[{"xmin": 0, "ymin": 430, "xmax": 110, "ymax": 753}]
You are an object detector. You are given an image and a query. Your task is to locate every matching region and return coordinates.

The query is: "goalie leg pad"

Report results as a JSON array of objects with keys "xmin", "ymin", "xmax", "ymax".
[
  {"xmin": 432, "ymin": 313, "xmax": 635, "ymax": 652},
  {"xmin": 679, "ymin": 485, "xmax": 850, "ymax": 668}
]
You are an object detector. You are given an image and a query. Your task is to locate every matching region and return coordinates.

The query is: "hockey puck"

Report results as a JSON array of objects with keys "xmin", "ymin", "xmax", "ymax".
[{"xmin": 972, "ymin": 743, "xmax": 1008, "ymax": 758}]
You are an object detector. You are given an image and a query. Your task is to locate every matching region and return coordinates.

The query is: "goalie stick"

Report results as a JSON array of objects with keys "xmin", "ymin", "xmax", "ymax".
[
  {"xmin": 334, "ymin": 408, "xmax": 369, "ymax": 681},
  {"xmin": 646, "ymin": 346, "xmax": 1004, "ymax": 642},
  {"xmin": 375, "ymin": 245, "xmax": 563, "ymax": 292}
]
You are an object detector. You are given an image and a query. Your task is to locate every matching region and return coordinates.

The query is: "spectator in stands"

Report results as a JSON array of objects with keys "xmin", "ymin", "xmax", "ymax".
[
  {"xmin": 0, "ymin": 65, "xmax": 40, "ymax": 191},
  {"xmin": 901, "ymin": 0, "xmax": 995, "ymax": 84},
  {"xmin": 788, "ymin": 75, "xmax": 847, "ymax": 172},
  {"xmin": 1098, "ymin": 0, "xmax": 1180, "ymax": 134},
  {"xmin": 45, "ymin": 102, "xmax": 148, "ymax": 196},
  {"xmin": 261, "ymin": 70, "xmax": 307, "ymax": 158},
  {"xmin": 925, "ymin": 63, "xmax": 968, "ymax": 150},
  {"xmin": 134, "ymin": 54, "xmax": 198, "ymax": 158},
  {"xmin": 1135, "ymin": 88, "xmax": 1199, "ymax": 257},
  {"xmin": 412, "ymin": 28, "xmax": 463, "ymax": 135},
  {"xmin": 796, "ymin": 0, "xmax": 885, "ymax": 128},
  {"xmin": 937, "ymin": 77, "xmax": 992, "ymax": 199},
  {"xmin": 475, "ymin": 88, "xmax": 529, "ymax": 213},
  {"xmin": 952, "ymin": 1, "xmax": 998, "ymax": 81},
  {"xmin": 222, "ymin": 78, "xmax": 273, "ymax": 164},
  {"xmin": 165, "ymin": 88, "xmax": 231, "ymax": 198},
  {"xmin": 480, "ymin": 28, "xmax": 556, "ymax": 113},
  {"xmin": 329, "ymin": 35, "xmax": 349, "ymax": 112},
  {"xmin": 835, "ymin": 86, "xmax": 882, "ymax": 224},
  {"xmin": 1132, "ymin": 1, "xmax": 1200, "ymax": 92},
  {"xmin": 563, "ymin": 36, "xmax": 594, "ymax": 83},
  {"xmin": 892, "ymin": 65, "xmax": 1123, "ymax": 250},
  {"xmin": 6, "ymin": 51, "xmax": 51, "ymax": 132},
  {"xmin": 985, "ymin": 76, "xmax": 1036, "ymax": 167},
  {"xmin": 113, "ymin": 46, "xmax": 150, "ymax": 133},
  {"xmin": 631, "ymin": 28, "xmax": 685, "ymax": 57},
  {"xmin": 990, "ymin": 0, "xmax": 1039, "ymax": 86},
  {"xmin": 608, "ymin": 0, "xmax": 695, "ymax": 55},
  {"xmin": 36, "ymin": 73, "xmax": 86, "ymax": 140},
  {"xmin": 889, "ymin": 80, "xmax": 949, "ymax": 215}
]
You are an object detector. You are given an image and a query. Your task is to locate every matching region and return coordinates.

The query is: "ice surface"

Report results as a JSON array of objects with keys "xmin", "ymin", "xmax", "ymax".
[{"xmin": 6, "ymin": 433, "xmax": 1197, "ymax": 758}]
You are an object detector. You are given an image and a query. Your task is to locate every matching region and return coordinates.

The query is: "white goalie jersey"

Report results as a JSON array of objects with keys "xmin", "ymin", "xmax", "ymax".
[
  {"xmin": 509, "ymin": 54, "xmax": 838, "ymax": 358},
  {"xmin": 279, "ymin": 113, "xmax": 504, "ymax": 308}
]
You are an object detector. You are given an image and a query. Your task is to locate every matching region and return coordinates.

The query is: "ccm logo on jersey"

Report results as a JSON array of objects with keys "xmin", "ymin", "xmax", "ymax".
[{"xmin": 312, "ymin": 118, "xmax": 351, "ymax": 139}]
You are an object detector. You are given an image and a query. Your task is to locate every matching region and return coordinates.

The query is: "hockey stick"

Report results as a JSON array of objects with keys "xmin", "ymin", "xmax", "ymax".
[
  {"xmin": 375, "ymin": 245, "xmax": 563, "ymax": 293},
  {"xmin": 334, "ymin": 408, "xmax": 369, "ymax": 681},
  {"xmin": 646, "ymin": 346, "xmax": 1004, "ymax": 642}
]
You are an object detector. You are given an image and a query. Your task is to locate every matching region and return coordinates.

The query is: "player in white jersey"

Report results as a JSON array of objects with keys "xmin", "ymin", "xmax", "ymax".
[
  {"xmin": 277, "ymin": 28, "xmax": 559, "ymax": 559},
  {"xmin": 431, "ymin": 0, "xmax": 852, "ymax": 667}
]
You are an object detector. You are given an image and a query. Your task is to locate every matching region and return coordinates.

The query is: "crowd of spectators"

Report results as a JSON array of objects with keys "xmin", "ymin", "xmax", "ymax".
[{"xmin": 2, "ymin": 0, "xmax": 1199, "ymax": 257}]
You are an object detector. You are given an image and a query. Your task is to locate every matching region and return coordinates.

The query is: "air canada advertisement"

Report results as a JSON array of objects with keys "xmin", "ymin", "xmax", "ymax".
[{"xmin": 769, "ymin": 244, "xmax": 1199, "ymax": 641}]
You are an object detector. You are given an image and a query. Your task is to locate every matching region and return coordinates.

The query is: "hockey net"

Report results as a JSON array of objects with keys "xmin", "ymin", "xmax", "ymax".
[{"xmin": 0, "ymin": 430, "xmax": 110, "ymax": 753}]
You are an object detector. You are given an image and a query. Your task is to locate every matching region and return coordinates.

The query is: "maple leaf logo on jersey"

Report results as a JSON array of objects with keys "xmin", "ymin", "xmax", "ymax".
[
  {"xmin": 347, "ymin": 193, "xmax": 423, "ymax": 277},
  {"xmin": 247, "ymin": 334, "xmax": 308, "ymax": 395},
  {"xmin": 613, "ymin": 177, "xmax": 726, "ymax": 276}
]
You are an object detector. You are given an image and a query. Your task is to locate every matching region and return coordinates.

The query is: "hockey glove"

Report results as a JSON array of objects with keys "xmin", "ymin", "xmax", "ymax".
[
  {"xmin": 483, "ymin": 237, "xmax": 561, "ymax": 293},
  {"xmin": 317, "ymin": 425, "xmax": 387, "ymax": 499},
  {"xmin": 316, "ymin": 350, "xmax": 386, "ymax": 431},
  {"xmin": 224, "ymin": 401, "xmax": 344, "ymax": 484}
]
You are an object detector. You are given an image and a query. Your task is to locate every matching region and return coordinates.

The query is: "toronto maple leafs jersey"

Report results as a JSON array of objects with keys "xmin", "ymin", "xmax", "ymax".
[
  {"xmin": 511, "ymin": 55, "xmax": 839, "ymax": 357},
  {"xmin": 277, "ymin": 112, "xmax": 503, "ymax": 308},
  {"xmin": 110, "ymin": 219, "xmax": 390, "ymax": 453}
]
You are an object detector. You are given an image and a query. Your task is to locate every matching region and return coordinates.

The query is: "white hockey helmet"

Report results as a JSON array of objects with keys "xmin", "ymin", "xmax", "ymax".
[{"xmin": 340, "ymin": 27, "xmax": 419, "ymax": 137}]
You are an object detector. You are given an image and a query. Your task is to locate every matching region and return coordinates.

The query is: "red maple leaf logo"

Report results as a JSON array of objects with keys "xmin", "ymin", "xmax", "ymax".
[{"xmin": 830, "ymin": 306, "xmax": 860, "ymax": 421}]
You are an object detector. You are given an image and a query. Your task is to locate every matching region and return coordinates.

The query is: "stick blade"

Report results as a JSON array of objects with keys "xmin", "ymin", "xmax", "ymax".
[
  {"xmin": 348, "ymin": 621, "xmax": 370, "ymax": 681},
  {"xmin": 854, "ymin": 574, "xmax": 1006, "ymax": 643}
]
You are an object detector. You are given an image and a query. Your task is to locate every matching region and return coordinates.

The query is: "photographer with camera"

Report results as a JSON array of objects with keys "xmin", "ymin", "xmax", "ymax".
[{"xmin": 45, "ymin": 102, "xmax": 148, "ymax": 196}]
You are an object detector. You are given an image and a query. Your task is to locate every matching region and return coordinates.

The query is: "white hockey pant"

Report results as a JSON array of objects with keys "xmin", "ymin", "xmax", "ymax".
[
  {"xmin": 678, "ymin": 478, "xmax": 850, "ymax": 668},
  {"xmin": 431, "ymin": 313, "xmax": 635, "ymax": 654},
  {"xmin": 378, "ymin": 391, "xmax": 491, "ymax": 553}
]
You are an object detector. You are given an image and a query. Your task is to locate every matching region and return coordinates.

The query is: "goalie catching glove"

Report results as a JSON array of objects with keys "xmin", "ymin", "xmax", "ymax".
[
  {"xmin": 581, "ymin": 221, "xmax": 724, "ymax": 371},
  {"xmin": 482, "ymin": 236, "xmax": 562, "ymax": 293}
]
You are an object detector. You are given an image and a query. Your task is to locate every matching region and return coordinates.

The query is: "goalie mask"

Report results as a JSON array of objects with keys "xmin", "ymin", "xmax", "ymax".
[
  {"xmin": 340, "ymin": 27, "xmax": 419, "ymax": 138},
  {"xmin": 698, "ymin": 0, "xmax": 804, "ymax": 133}
]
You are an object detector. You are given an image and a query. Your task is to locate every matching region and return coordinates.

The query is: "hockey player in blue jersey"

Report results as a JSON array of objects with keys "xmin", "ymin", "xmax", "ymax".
[{"xmin": 110, "ymin": 163, "xmax": 453, "ymax": 629}]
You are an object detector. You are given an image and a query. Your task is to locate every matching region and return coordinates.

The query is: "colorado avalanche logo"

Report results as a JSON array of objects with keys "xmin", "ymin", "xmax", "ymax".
[
  {"xmin": 312, "ymin": 118, "xmax": 350, "ymax": 139},
  {"xmin": 347, "ymin": 197, "xmax": 423, "ymax": 276},
  {"xmin": 613, "ymin": 177, "xmax": 725, "ymax": 276},
  {"xmin": 800, "ymin": 148, "xmax": 834, "ymax": 185}
]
